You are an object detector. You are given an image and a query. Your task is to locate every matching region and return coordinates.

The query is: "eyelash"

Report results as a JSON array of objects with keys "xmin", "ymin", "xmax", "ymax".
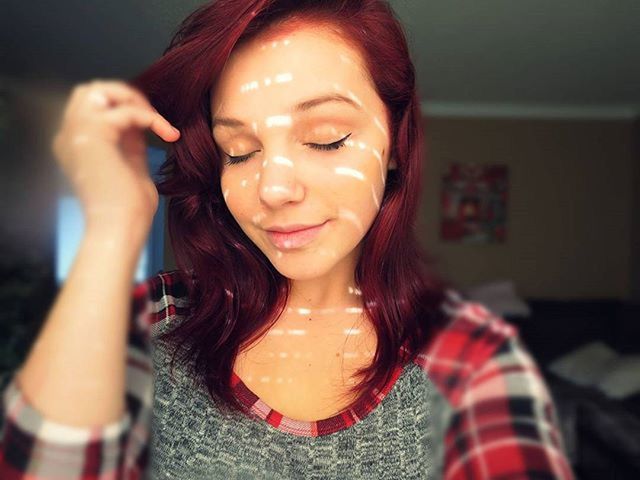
[{"xmin": 223, "ymin": 133, "xmax": 352, "ymax": 166}]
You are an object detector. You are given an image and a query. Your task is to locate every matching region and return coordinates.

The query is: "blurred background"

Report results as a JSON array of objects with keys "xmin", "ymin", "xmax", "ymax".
[{"xmin": 0, "ymin": 1, "xmax": 639, "ymax": 478}]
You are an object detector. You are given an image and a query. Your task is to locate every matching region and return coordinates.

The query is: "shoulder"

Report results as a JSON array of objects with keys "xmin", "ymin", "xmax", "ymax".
[
  {"xmin": 420, "ymin": 291, "xmax": 576, "ymax": 478},
  {"xmin": 130, "ymin": 269, "xmax": 191, "ymax": 339},
  {"xmin": 414, "ymin": 289, "xmax": 522, "ymax": 406}
]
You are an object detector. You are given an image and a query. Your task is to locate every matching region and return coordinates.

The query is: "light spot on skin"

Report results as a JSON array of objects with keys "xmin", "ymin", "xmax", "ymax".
[
  {"xmin": 339, "ymin": 53, "xmax": 356, "ymax": 67},
  {"xmin": 274, "ymin": 72, "xmax": 293, "ymax": 83},
  {"xmin": 240, "ymin": 80, "xmax": 259, "ymax": 93},
  {"xmin": 335, "ymin": 166, "xmax": 365, "ymax": 181},
  {"xmin": 338, "ymin": 207, "xmax": 365, "ymax": 235},
  {"xmin": 286, "ymin": 329, "xmax": 306, "ymax": 335},
  {"xmin": 373, "ymin": 116, "xmax": 389, "ymax": 139},
  {"xmin": 251, "ymin": 212, "xmax": 266, "ymax": 225},
  {"xmin": 343, "ymin": 328, "xmax": 362, "ymax": 335},
  {"xmin": 273, "ymin": 155, "xmax": 294, "ymax": 167},
  {"xmin": 241, "ymin": 179, "xmax": 248, "ymax": 187},
  {"xmin": 262, "ymin": 185, "xmax": 291, "ymax": 195},
  {"xmin": 265, "ymin": 115, "xmax": 291, "ymax": 127},
  {"xmin": 317, "ymin": 247, "xmax": 338, "ymax": 259},
  {"xmin": 347, "ymin": 90, "xmax": 364, "ymax": 108},
  {"xmin": 371, "ymin": 183, "xmax": 381, "ymax": 209}
]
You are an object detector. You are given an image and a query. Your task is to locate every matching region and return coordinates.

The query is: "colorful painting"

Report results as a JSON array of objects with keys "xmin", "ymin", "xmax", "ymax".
[{"xmin": 440, "ymin": 163, "xmax": 508, "ymax": 243}]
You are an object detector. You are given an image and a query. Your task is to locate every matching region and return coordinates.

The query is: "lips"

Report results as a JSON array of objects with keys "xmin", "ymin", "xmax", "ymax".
[{"xmin": 266, "ymin": 220, "xmax": 329, "ymax": 250}]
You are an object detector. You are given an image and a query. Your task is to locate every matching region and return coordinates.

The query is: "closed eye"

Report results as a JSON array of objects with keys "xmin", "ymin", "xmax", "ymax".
[
  {"xmin": 224, "ymin": 133, "xmax": 352, "ymax": 166},
  {"xmin": 305, "ymin": 132, "xmax": 352, "ymax": 151}
]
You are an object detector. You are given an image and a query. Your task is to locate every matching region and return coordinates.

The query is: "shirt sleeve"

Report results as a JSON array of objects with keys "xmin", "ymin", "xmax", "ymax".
[
  {"xmin": 442, "ymin": 333, "xmax": 576, "ymax": 480},
  {"xmin": 0, "ymin": 276, "xmax": 155, "ymax": 480}
]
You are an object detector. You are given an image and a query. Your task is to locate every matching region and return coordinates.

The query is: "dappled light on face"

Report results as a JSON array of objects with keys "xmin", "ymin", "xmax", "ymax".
[
  {"xmin": 239, "ymin": 73, "xmax": 293, "ymax": 93},
  {"xmin": 337, "ymin": 207, "xmax": 365, "ymax": 236},
  {"xmin": 265, "ymin": 114, "xmax": 292, "ymax": 127},
  {"xmin": 212, "ymin": 27, "xmax": 393, "ymax": 306},
  {"xmin": 259, "ymin": 37, "xmax": 292, "ymax": 51}
]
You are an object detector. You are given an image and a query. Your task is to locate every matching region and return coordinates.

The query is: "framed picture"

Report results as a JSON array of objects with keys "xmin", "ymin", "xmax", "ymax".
[{"xmin": 440, "ymin": 163, "xmax": 508, "ymax": 243}]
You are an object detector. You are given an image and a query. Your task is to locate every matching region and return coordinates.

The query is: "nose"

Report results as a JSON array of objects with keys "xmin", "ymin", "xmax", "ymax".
[{"xmin": 258, "ymin": 154, "xmax": 304, "ymax": 208}]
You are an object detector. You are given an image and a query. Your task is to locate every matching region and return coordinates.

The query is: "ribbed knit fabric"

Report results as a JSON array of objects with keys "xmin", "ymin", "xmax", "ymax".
[{"xmin": 149, "ymin": 313, "xmax": 450, "ymax": 479}]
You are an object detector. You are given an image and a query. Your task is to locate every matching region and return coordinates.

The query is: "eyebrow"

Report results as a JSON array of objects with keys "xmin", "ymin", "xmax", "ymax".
[{"xmin": 212, "ymin": 93, "xmax": 361, "ymax": 129}]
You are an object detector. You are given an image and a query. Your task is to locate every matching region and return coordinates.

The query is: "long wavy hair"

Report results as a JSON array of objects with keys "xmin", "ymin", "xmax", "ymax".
[{"xmin": 130, "ymin": 0, "xmax": 453, "ymax": 417}]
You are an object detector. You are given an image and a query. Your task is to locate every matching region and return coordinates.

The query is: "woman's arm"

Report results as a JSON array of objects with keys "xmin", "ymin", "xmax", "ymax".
[{"xmin": 0, "ymin": 236, "xmax": 157, "ymax": 478}]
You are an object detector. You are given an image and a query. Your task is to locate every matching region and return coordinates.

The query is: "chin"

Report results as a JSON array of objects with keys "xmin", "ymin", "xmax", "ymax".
[{"xmin": 266, "ymin": 250, "xmax": 338, "ymax": 281}]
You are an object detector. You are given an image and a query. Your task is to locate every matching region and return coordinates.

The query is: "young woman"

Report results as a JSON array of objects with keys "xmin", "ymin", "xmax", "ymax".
[{"xmin": 1, "ymin": 1, "xmax": 575, "ymax": 478}]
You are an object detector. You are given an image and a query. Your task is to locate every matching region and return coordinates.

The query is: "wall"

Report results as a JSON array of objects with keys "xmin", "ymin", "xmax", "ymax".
[
  {"xmin": 0, "ymin": 77, "xmax": 67, "ymax": 262},
  {"xmin": 631, "ymin": 119, "xmax": 640, "ymax": 302},
  {"xmin": 417, "ymin": 117, "xmax": 637, "ymax": 300}
]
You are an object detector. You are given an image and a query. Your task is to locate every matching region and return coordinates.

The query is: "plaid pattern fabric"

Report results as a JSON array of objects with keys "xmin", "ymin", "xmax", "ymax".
[
  {"xmin": 425, "ymin": 300, "xmax": 575, "ymax": 479},
  {"xmin": 0, "ymin": 271, "xmax": 575, "ymax": 479}
]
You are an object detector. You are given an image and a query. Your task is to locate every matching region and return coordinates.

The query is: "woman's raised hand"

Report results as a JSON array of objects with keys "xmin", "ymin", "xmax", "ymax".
[{"xmin": 51, "ymin": 79, "xmax": 180, "ymax": 240}]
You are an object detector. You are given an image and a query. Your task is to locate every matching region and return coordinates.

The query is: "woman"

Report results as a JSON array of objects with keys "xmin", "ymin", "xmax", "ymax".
[{"xmin": 1, "ymin": 1, "xmax": 575, "ymax": 478}]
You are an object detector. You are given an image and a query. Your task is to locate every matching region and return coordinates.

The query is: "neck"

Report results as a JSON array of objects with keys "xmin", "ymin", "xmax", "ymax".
[{"xmin": 287, "ymin": 245, "xmax": 362, "ymax": 312}]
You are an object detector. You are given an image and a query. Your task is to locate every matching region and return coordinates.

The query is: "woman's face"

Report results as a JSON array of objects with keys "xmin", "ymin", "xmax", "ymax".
[{"xmin": 211, "ymin": 24, "xmax": 395, "ymax": 281}]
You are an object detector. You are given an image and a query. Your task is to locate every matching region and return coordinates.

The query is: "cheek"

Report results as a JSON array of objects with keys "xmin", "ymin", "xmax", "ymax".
[
  {"xmin": 328, "ymin": 162, "xmax": 384, "ymax": 223},
  {"xmin": 220, "ymin": 173, "xmax": 246, "ymax": 219},
  {"xmin": 334, "ymin": 151, "xmax": 387, "ymax": 211}
]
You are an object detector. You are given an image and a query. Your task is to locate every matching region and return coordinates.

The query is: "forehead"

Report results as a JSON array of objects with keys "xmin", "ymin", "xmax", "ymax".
[{"xmin": 211, "ymin": 25, "xmax": 374, "ymax": 116}]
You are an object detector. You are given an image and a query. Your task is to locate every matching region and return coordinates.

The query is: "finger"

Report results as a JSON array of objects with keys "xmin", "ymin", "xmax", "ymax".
[
  {"xmin": 87, "ymin": 79, "xmax": 153, "ymax": 111},
  {"xmin": 120, "ymin": 126, "xmax": 151, "ymax": 174},
  {"xmin": 104, "ymin": 105, "xmax": 180, "ymax": 143}
]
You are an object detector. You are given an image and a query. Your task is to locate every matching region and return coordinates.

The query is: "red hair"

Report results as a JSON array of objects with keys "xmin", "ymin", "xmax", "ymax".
[{"xmin": 130, "ymin": 0, "xmax": 452, "ymax": 416}]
